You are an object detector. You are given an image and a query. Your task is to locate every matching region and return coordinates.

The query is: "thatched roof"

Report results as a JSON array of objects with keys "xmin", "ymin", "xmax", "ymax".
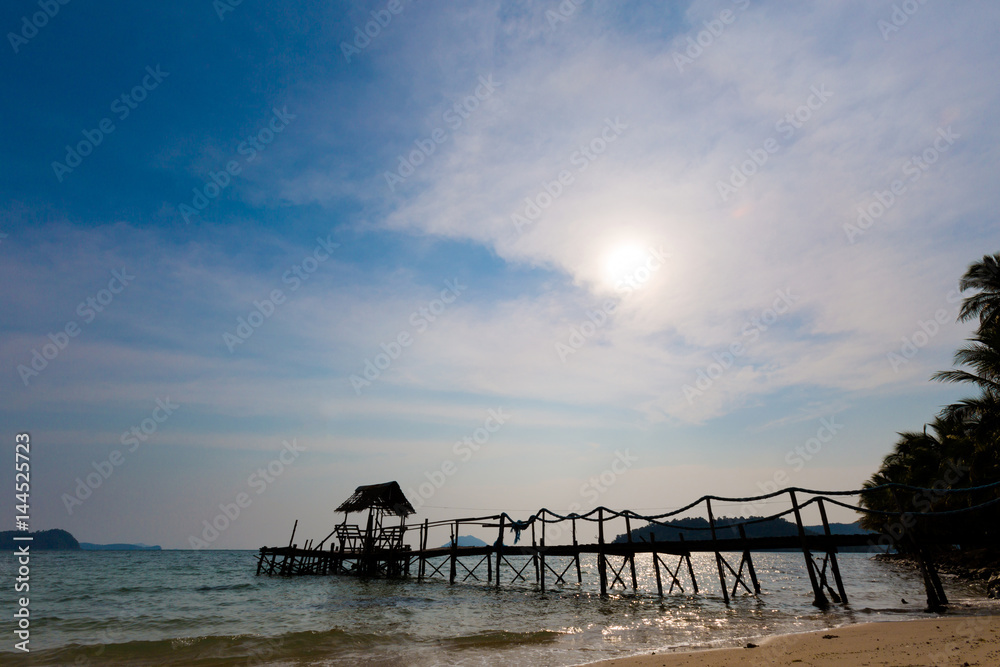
[{"xmin": 336, "ymin": 481, "xmax": 415, "ymax": 517}]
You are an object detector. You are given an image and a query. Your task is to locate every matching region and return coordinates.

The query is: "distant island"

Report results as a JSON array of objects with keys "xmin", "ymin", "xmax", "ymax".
[
  {"xmin": 80, "ymin": 542, "xmax": 162, "ymax": 551},
  {"xmin": 613, "ymin": 516, "xmax": 877, "ymax": 552},
  {"xmin": 440, "ymin": 535, "xmax": 488, "ymax": 548},
  {"xmin": 0, "ymin": 529, "xmax": 160, "ymax": 551},
  {"xmin": 0, "ymin": 529, "xmax": 79, "ymax": 550}
]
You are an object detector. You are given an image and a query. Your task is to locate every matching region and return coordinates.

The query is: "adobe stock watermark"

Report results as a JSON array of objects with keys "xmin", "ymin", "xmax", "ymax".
[
  {"xmin": 51, "ymin": 66, "xmax": 169, "ymax": 182},
  {"xmin": 511, "ymin": 117, "xmax": 627, "ymax": 234},
  {"xmin": 350, "ymin": 278, "xmax": 466, "ymax": 394},
  {"xmin": 886, "ymin": 288, "xmax": 961, "ymax": 372},
  {"xmin": 223, "ymin": 233, "xmax": 339, "ymax": 352},
  {"xmin": 740, "ymin": 416, "xmax": 844, "ymax": 515},
  {"xmin": 673, "ymin": 0, "xmax": 750, "ymax": 73},
  {"xmin": 17, "ymin": 268, "xmax": 134, "ymax": 386},
  {"xmin": 867, "ymin": 459, "xmax": 968, "ymax": 553},
  {"xmin": 180, "ymin": 106, "xmax": 296, "ymax": 223},
  {"xmin": 7, "ymin": 0, "xmax": 72, "ymax": 54},
  {"xmin": 384, "ymin": 75, "xmax": 500, "ymax": 192},
  {"xmin": 554, "ymin": 245, "xmax": 668, "ymax": 363},
  {"xmin": 716, "ymin": 84, "xmax": 833, "ymax": 202},
  {"xmin": 843, "ymin": 126, "xmax": 959, "ymax": 244},
  {"xmin": 877, "ymin": 0, "xmax": 929, "ymax": 41},
  {"xmin": 189, "ymin": 439, "xmax": 305, "ymax": 548},
  {"xmin": 554, "ymin": 299, "xmax": 617, "ymax": 363},
  {"xmin": 62, "ymin": 398, "xmax": 180, "ymax": 515},
  {"xmin": 341, "ymin": 0, "xmax": 409, "ymax": 62},
  {"xmin": 545, "ymin": 449, "xmax": 639, "ymax": 543},
  {"xmin": 213, "ymin": 0, "xmax": 244, "ymax": 21},
  {"xmin": 545, "ymin": 0, "xmax": 586, "ymax": 30},
  {"xmin": 406, "ymin": 408, "xmax": 509, "ymax": 511},
  {"xmin": 682, "ymin": 288, "xmax": 797, "ymax": 403}
]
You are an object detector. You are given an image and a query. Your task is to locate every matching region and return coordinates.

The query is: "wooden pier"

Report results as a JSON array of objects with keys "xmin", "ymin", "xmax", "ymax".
[{"xmin": 257, "ymin": 480, "xmax": 1000, "ymax": 611}]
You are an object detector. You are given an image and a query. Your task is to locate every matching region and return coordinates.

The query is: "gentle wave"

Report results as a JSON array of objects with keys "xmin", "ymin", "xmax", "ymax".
[{"xmin": 22, "ymin": 628, "xmax": 409, "ymax": 666}]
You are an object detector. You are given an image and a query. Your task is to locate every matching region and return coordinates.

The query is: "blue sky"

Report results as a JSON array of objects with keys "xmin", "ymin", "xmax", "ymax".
[{"xmin": 2, "ymin": 0, "xmax": 997, "ymax": 549}]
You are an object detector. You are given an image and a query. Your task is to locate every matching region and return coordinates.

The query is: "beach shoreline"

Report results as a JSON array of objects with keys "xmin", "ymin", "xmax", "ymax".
[{"xmin": 581, "ymin": 614, "xmax": 1000, "ymax": 666}]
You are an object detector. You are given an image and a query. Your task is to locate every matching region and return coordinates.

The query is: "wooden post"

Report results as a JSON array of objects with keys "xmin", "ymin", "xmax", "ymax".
[
  {"xmin": 680, "ymin": 534, "xmax": 698, "ymax": 593},
  {"xmin": 539, "ymin": 518, "xmax": 546, "ymax": 593},
  {"xmin": 362, "ymin": 511, "xmax": 375, "ymax": 577},
  {"xmin": 256, "ymin": 548, "xmax": 265, "ymax": 576},
  {"xmin": 624, "ymin": 514, "xmax": 638, "ymax": 591},
  {"xmin": 418, "ymin": 519, "xmax": 428, "ymax": 581},
  {"xmin": 538, "ymin": 514, "xmax": 559, "ymax": 593},
  {"xmin": 706, "ymin": 499, "xmax": 729, "ymax": 603},
  {"xmin": 651, "ymin": 532, "xmax": 663, "ymax": 597},
  {"xmin": 598, "ymin": 508, "xmax": 608, "ymax": 596},
  {"xmin": 449, "ymin": 520, "xmax": 458, "ymax": 584},
  {"xmin": 496, "ymin": 515, "xmax": 505, "ymax": 589},
  {"xmin": 889, "ymin": 489, "xmax": 946, "ymax": 610},
  {"xmin": 737, "ymin": 524, "xmax": 761, "ymax": 594},
  {"xmin": 288, "ymin": 519, "xmax": 298, "ymax": 548},
  {"xmin": 531, "ymin": 521, "xmax": 540, "ymax": 584},
  {"xmin": 572, "ymin": 517, "xmax": 582, "ymax": 583},
  {"xmin": 487, "ymin": 530, "xmax": 493, "ymax": 583},
  {"xmin": 817, "ymin": 499, "xmax": 847, "ymax": 604},
  {"xmin": 790, "ymin": 490, "xmax": 828, "ymax": 607}
]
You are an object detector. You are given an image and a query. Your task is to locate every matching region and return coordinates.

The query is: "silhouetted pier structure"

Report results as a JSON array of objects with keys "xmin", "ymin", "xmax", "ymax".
[{"xmin": 256, "ymin": 480, "xmax": 1000, "ymax": 611}]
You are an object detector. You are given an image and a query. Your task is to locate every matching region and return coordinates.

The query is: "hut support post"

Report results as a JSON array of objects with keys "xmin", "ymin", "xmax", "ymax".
[{"xmin": 419, "ymin": 519, "xmax": 428, "ymax": 581}]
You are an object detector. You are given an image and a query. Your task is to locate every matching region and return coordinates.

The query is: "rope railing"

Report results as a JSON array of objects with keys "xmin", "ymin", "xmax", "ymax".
[{"xmin": 479, "ymin": 479, "xmax": 1000, "ymax": 538}]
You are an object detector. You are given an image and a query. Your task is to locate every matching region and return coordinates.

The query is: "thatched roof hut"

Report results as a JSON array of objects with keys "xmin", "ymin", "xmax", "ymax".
[{"xmin": 336, "ymin": 481, "xmax": 415, "ymax": 517}]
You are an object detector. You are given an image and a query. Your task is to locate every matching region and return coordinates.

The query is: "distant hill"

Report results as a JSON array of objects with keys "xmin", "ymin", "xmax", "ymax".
[
  {"xmin": 820, "ymin": 521, "xmax": 874, "ymax": 536},
  {"xmin": 613, "ymin": 517, "xmax": 876, "ymax": 546},
  {"xmin": 80, "ymin": 543, "xmax": 162, "ymax": 551},
  {"xmin": 0, "ymin": 529, "xmax": 80, "ymax": 550},
  {"xmin": 440, "ymin": 535, "xmax": 488, "ymax": 548}
]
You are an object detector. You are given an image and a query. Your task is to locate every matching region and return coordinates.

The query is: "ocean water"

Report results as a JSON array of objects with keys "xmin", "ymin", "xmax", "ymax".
[{"xmin": 0, "ymin": 549, "xmax": 997, "ymax": 666}]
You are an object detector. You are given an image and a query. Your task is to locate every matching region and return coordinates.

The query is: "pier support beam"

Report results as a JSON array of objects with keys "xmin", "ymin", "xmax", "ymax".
[
  {"xmin": 598, "ymin": 508, "xmax": 608, "ymax": 596},
  {"xmin": 790, "ymin": 491, "xmax": 828, "ymax": 608},
  {"xmin": 650, "ymin": 533, "xmax": 663, "ymax": 597},
  {"xmin": 817, "ymin": 499, "xmax": 847, "ymax": 604},
  {"xmin": 495, "ymin": 515, "xmax": 505, "ymax": 589},
  {"xmin": 572, "ymin": 518, "xmax": 582, "ymax": 583},
  {"xmin": 624, "ymin": 514, "xmax": 638, "ymax": 591},
  {"xmin": 706, "ymin": 499, "xmax": 730, "ymax": 604}
]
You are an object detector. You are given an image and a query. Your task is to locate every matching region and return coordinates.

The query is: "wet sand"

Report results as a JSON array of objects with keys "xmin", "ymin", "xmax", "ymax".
[{"xmin": 585, "ymin": 615, "xmax": 1000, "ymax": 666}]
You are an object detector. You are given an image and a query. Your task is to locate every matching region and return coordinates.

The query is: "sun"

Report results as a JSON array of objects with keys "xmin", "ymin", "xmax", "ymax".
[{"xmin": 603, "ymin": 241, "xmax": 651, "ymax": 288}]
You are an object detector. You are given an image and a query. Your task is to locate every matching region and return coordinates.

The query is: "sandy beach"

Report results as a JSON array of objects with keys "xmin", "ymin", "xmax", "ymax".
[{"xmin": 586, "ymin": 615, "xmax": 1000, "ymax": 667}]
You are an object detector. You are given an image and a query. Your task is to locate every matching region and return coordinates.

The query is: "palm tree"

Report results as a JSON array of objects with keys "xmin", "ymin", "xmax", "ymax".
[
  {"xmin": 955, "ymin": 252, "xmax": 1000, "ymax": 328},
  {"xmin": 931, "ymin": 326, "xmax": 1000, "ymax": 397},
  {"xmin": 860, "ymin": 253, "xmax": 1000, "ymax": 541}
]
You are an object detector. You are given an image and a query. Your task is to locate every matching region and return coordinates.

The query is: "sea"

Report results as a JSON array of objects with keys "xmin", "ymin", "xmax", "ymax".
[{"xmin": 0, "ymin": 549, "xmax": 997, "ymax": 666}]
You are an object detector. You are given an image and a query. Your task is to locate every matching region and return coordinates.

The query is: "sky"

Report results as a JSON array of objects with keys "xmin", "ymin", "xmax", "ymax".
[{"xmin": 1, "ymin": 0, "xmax": 998, "ymax": 550}]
